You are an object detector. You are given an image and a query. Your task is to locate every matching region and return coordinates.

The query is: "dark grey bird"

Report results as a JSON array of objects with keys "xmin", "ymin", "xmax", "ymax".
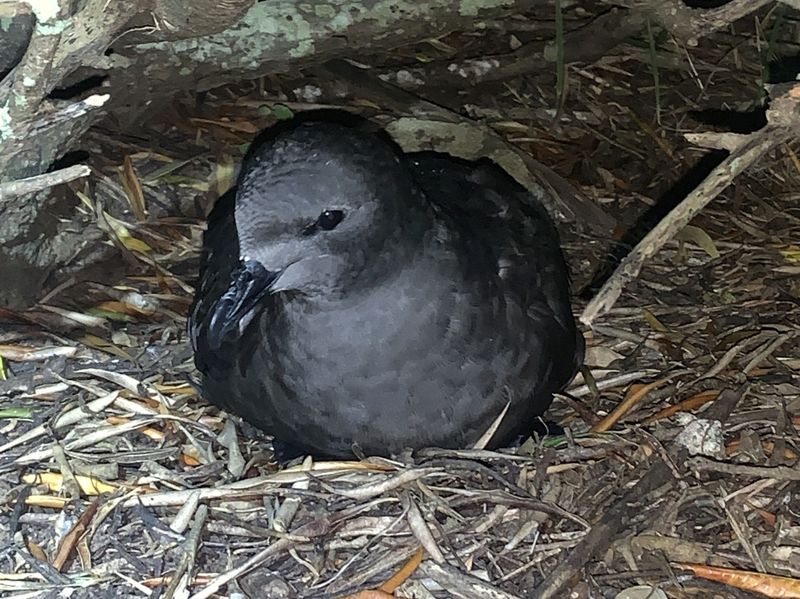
[{"xmin": 189, "ymin": 119, "xmax": 583, "ymax": 459}]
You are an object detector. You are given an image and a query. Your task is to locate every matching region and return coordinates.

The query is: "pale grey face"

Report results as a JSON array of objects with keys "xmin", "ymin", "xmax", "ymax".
[{"xmin": 233, "ymin": 123, "xmax": 421, "ymax": 294}]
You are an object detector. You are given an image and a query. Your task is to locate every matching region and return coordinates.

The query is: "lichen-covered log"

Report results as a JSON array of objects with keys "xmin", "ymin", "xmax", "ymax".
[
  {"xmin": 0, "ymin": 4, "xmax": 33, "ymax": 78},
  {"xmin": 106, "ymin": 0, "xmax": 544, "ymax": 101}
]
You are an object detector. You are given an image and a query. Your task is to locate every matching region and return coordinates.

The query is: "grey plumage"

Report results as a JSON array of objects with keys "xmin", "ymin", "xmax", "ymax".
[{"xmin": 190, "ymin": 120, "xmax": 583, "ymax": 458}]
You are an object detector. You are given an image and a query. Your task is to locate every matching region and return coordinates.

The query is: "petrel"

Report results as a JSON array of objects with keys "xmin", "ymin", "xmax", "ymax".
[{"xmin": 189, "ymin": 119, "xmax": 583, "ymax": 458}]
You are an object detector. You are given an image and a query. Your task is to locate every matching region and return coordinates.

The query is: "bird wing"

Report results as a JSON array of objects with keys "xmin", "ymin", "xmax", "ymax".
[
  {"xmin": 188, "ymin": 189, "xmax": 241, "ymax": 374},
  {"xmin": 405, "ymin": 152, "xmax": 584, "ymax": 390}
]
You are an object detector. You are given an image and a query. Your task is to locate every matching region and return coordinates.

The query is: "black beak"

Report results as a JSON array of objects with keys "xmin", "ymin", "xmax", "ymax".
[{"xmin": 206, "ymin": 259, "xmax": 277, "ymax": 351}]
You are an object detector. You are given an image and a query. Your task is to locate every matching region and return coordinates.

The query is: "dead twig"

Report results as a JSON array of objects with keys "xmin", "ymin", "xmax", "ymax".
[
  {"xmin": 323, "ymin": 468, "xmax": 441, "ymax": 500},
  {"xmin": 633, "ymin": 0, "xmax": 773, "ymax": 44},
  {"xmin": 581, "ymin": 83, "xmax": 800, "ymax": 326},
  {"xmin": 687, "ymin": 457, "xmax": 800, "ymax": 481},
  {"xmin": 0, "ymin": 164, "xmax": 91, "ymax": 201}
]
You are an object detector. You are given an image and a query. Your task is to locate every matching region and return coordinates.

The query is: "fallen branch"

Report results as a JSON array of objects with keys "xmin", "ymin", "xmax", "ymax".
[
  {"xmin": 105, "ymin": 0, "xmax": 545, "ymax": 107},
  {"xmin": 581, "ymin": 83, "xmax": 800, "ymax": 327},
  {"xmin": 0, "ymin": 164, "xmax": 90, "ymax": 201},
  {"xmin": 683, "ymin": 131, "xmax": 750, "ymax": 152},
  {"xmin": 0, "ymin": 1, "xmax": 135, "ymax": 121}
]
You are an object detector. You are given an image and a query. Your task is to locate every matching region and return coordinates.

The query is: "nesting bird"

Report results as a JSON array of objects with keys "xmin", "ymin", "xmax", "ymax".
[{"xmin": 189, "ymin": 118, "xmax": 583, "ymax": 458}]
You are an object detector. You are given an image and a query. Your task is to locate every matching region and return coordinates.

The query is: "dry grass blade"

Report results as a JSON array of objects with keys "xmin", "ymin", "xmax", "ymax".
[
  {"xmin": 472, "ymin": 397, "xmax": 511, "ymax": 450},
  {"xmin": 75, "ymin": 368, "xmax": 166, "ymax": 401},
  {"xmin": 0, "ymin": 344, "xmax": 78, "ymax": 361},
  {"xmin": 14, "ymin": 417, "xmax": 161, "ymax": 465},
  {"xmin": 401, "ymin": 492, "xmax": 444, "ymax": 563},
  {"xmin": 590, "ymin": 377, "xmax": 671, "ymax": 433},
  {"xmin": 0, "ymin": 390, "xmax": 120, "ymax": 454},
  {"xmin": 121, "ymin": 155, "xmax": 147, "ymax": 221}
]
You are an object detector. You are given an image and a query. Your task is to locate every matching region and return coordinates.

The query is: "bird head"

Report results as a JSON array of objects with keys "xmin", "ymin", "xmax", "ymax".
[{"xmin": 203, "ymin": 122, "xmax": 428, "ymax": 348}]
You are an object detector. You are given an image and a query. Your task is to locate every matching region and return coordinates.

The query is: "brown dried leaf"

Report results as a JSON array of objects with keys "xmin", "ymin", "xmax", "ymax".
[
  {"xmin": 26, "ymin": 539, "xmax": 48, "ymax": 562},
  {"xmin": 642, "ymin": 390, "xmax": 719, "ymax": 424},
  {"xmin": 52, "ymin": 500, "xmax": 99, "ymax": 572},
  {"xmin": 121, "ymin": 155, "xmax": 147, "ymax": 221},
  {"xmin": 590, "ymin": 377, "xmax": 671, "ymax": 433}
]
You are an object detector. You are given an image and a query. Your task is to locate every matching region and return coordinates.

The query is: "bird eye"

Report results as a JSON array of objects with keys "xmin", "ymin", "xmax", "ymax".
[{"xmin": 317, "ymin": 209, "xmax": 345, "ymax": 231}]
